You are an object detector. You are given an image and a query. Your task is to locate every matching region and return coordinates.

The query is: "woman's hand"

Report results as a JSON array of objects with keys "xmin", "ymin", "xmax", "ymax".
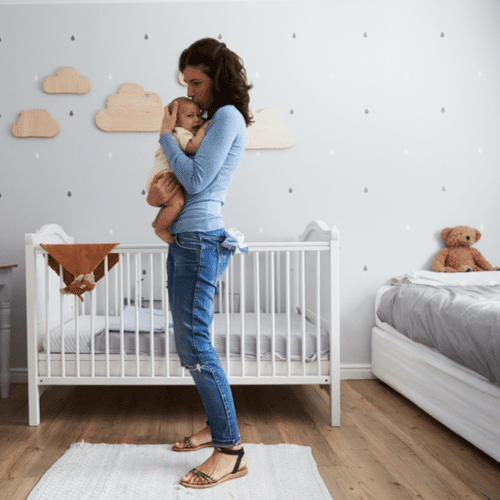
[
  {"xmin": 160, "ymin": 101, "xmax": 179, "ymax": 137},
  {"xmin": 146, "ymin": 172, "xmax": 181, "ymax": 206}
]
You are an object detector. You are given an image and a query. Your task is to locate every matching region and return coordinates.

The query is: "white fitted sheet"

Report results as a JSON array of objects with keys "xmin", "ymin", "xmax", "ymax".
[{"xmin": 40, "ymin": 308, "xmax": 330, "ymax": 362}]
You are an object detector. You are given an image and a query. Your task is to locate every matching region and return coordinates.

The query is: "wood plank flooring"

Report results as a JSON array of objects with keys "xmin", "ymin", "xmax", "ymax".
[{"xmin": 1, "ymin": 380, "xmax": 499, "ymax": 499}]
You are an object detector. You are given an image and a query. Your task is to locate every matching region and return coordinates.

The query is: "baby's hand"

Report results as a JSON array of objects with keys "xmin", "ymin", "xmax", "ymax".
[
  {"xmin": 193, "ymin": 121, "xmax": 210, "ymax": 137},
  {"xmin": 151, "ymin": 172, "xmax": 165, "ymax": 185}
]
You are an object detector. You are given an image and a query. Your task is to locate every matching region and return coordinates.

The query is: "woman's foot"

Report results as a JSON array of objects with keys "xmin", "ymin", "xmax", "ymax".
[
  {"xmin": 173, "ymin": 426, "xmax": 212, "ymax": 451},
  {"xmin": 180, "ymin": 445, "xmax": 248, "ymax": 488}
]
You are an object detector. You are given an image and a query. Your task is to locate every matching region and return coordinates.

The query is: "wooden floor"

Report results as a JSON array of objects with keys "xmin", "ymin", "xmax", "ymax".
[{"xmin": 1, "ymin": 380, "xmax": 500, "ymax": 499}]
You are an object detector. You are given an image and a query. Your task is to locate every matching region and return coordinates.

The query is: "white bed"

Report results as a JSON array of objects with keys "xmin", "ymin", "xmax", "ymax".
[
  {"xmin": 372, "ymin": 271, "xmax": 500, "ymax": 463},
  {"xmin": 26, "ymin": 221, "xmax": 340, "ymax": 427}
]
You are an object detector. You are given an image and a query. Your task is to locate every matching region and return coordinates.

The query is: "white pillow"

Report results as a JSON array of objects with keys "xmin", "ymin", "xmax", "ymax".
[
  {"xmin": 392, "ymin": 270, "xmax": 500, "ymax": 287},
  {"xmin": 107, "ymin": 306, "xmax": 170, "ymax": 332}
]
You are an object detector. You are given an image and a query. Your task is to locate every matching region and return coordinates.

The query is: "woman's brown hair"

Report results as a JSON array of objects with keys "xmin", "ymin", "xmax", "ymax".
[{"xmin": 179, "ymin": 38, "xmax": 254, "ymax": 127}]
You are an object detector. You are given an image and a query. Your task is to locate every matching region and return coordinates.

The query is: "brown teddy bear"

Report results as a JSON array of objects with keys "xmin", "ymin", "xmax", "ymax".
[{"xmin": 432, "ymin": 225, "xmax": 500, "ymax": 273}]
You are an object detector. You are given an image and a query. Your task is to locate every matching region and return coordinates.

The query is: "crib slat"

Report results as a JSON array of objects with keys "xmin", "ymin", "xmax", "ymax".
[
  {"xmin": 90, "ymin": 288, "xmax": 95, "ymax": 378},
  {"xmin": 230, "ymin": 257, "xmax": 234, "ymax": 313},
  {"xmin": 240, "ymin": 254, "xmax": 245, "ymax": 377},
  {"xmin": 104, "ymin": 255, "xmax": 110, "ymax": 378},
  {"xmin": 270, "ymin": 251, "xmax": 276, "ymax": 377},
  {"xmin": 149, "ymin": 253, "xmax": 155, "ymax": 378},
  {"xmin": 135, "ymin": 253, "xmax": 140, "ymax": 377},
  {"xmin": 59, "ymin": 263, "xmax": 65, "ymax": 378},
  {"xmin": 301, "ymin": 250, "xmax": 306, "ymax": 376},
  {"xmin": 119, "ymin": 255, "xmax": 125, "ymax": 378},
  {"xmin": 44, "ymin": 254, "xmax": 51, "ymax": 378},
  {"xmin": 316, "ymin": 250, "xmax": 321, "ymax": 376},
  {"xmin": 114, "ymin": 263, "xmax": 118, "ymax": 317},
  {"xmin": 286, "ymin": 251, "xmax": 291, "ymax": 377},
  {"xmin": 277, "ymin": 251, "xmax": 281, "ymax": 314},
  {"xmin": 162, "ymin": 251, "xmax": 169, "ymax": 377},
  {"xmin": 126, "ymin": 253, "xmax": 131, "ymax": 306},
  {"xmin": 75, "ymin": 295, "xmax": 80, "ymax": 378},
  {"xmin": 265, "ymin": 253, "xmax": 269, "ymax": 314},
  {"xmin": 255, "ymin": 252, "xmax": 261, "ymax": 378}
]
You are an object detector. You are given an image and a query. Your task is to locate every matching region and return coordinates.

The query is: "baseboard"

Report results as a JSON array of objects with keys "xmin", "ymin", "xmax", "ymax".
[
  {"xmin": 8, "ymin": 364, "xmax": 375, "ymax": 385},
  {"xmin": 341, "ymin": 363, "xmax": 375, "ymax": 380},
  {"xmin": 10, "ymin": 368, "xmax": 28, "ymax": 384}
]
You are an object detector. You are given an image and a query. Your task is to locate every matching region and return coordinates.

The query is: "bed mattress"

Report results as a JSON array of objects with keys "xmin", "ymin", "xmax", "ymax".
[
  {"xmin": 40, "ymin": 306, "xmax": 329, "ymax": 361},
  {"xmin": 376, "ymin": 281, "xmax": 500, "ymax": 385}
]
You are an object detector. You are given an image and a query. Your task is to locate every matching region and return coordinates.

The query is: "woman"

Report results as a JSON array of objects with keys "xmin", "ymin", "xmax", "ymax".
[{"xmin": 146, "ymin": 38, "xmax": 253, "ymax": 489}]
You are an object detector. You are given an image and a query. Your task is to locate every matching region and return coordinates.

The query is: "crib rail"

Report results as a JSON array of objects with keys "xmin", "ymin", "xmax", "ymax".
[{"xmin": 26, "ymin": 223, "xmax": 339, "ymax": 426}]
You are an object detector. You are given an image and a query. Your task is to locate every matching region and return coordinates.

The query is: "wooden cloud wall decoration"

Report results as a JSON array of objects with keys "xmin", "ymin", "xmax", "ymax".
[
  {"xmin": 43, "ymin": 67, "xmax": 91, "ymax": 94},
  {"xmin": 245, "ymin": 109, "xmax": 296, "ymax": 149},
  {"xmin": 95, "ymin": 83, "xmax": 164, "ymax": 132},
  {"xmin": 11, "ymin": 109, "xmax": 60, "ymax": 138},
  {"xmin": 179, "ymin": 72, "xmax": 295, "ymax": 149}
]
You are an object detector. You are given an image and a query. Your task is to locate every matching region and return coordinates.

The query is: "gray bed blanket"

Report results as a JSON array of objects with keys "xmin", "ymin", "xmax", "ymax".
[{"xmin": 377, "ymin": 284, "xmax": 500, "ymax": 385}]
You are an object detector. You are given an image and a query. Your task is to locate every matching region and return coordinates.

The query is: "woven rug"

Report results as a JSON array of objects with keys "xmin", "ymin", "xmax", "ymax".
[{"xmin": 27, "ymin": 442, "xmax": 333, "ymax": 499}]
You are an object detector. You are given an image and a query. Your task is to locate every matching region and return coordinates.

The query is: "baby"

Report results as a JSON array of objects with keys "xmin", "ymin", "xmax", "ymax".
[{"xmin": 146, "ymin": 97, "xmax": 209, "ymax": 244}]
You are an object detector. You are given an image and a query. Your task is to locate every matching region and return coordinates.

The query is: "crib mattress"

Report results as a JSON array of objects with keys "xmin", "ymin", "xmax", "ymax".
[
  {"xmin": 376, "ymin": 283, "xmax": 500, "ymax": 385},
  {"xmin": 41, "ymin": 307, "xmax": 329, "ymax": 361}
]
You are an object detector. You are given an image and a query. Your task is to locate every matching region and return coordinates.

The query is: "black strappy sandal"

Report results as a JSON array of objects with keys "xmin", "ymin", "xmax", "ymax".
[
  {"xmin": 172, "ymin": 435, "xmax": 212, "ymax": 452},
  {"xmin": 180, "ymin": 446, "xmax": 248, "ymax": 489}
]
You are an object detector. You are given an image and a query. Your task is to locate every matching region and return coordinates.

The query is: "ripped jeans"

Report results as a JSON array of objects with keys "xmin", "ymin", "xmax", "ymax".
[{"xmin": 167, "ymin": 228, "xmax": 240, "ymax": 448}]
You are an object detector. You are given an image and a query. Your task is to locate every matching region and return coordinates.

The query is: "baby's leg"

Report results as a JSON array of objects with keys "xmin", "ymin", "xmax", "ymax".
[
  {"xmin": 154, "ymin": 188, "xmax": 185, "ymax": 244},
  {"xmin": 152, "ymin": 207, "xmax": 165, "ymax": 229}
]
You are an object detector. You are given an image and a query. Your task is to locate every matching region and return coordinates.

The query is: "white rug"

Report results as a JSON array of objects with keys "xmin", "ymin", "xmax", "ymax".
[{"xmin": 27, "ymin": 442, "xmax": 333, "ymax": 499}]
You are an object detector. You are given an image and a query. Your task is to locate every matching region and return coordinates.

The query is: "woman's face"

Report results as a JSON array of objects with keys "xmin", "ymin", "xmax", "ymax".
[{"xmin": 183, "ymin": 66, "xmax": 213, "ymax": 110}]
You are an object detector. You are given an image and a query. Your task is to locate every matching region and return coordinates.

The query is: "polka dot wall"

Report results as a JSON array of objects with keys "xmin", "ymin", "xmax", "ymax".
[{"xmin": 2, "ymin": 0, "xmax": 500, "ymax": 374}]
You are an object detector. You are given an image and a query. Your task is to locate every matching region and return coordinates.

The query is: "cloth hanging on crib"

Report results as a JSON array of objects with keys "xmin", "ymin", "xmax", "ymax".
[
  {"xmin": 40, "ymin": 243, "xmax": 120, "ymax": 302},
  {"xmin": 222, "ymin": 227, "xmax": 248, "ymax": 254}
]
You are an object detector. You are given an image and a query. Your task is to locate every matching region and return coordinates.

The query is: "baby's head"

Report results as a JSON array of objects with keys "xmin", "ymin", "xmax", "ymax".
[{"xmin": 169, "ymin": 97, "xmax": 203, "ymax": 133}]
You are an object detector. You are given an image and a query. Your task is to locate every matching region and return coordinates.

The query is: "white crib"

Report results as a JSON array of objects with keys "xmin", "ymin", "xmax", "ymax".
[{"xmin": 25, "ymin": 221, "xmax": 340, "ymax": 427}]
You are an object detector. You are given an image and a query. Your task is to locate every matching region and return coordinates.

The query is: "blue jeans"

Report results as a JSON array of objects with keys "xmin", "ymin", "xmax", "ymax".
[{"xmin": 167, "ymin": 228, "xmax": 240, "ymax": 448}]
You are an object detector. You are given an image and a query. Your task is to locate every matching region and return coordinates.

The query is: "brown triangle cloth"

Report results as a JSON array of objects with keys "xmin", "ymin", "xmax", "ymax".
[{"xmin": 40, "ymin": 243, "xmax": 120, "ymax": 302}]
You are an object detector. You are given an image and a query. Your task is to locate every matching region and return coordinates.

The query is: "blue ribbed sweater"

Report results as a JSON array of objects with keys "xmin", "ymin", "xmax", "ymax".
[{"xmin": 159, "ymin": 104, "xmax": 246, "ymax": 234}]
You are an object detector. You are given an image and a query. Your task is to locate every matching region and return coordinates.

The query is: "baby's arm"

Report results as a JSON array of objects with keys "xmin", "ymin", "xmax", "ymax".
[{"xmin": 184, "ymin": 121, "xmax": 210, "ymax": 155}]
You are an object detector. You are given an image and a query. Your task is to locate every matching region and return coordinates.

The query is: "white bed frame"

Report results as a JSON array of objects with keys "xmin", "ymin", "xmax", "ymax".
[
  {"xmin": 372, "ymin": 287, "xmax": 500, "ymax": 463},
  {"xmin": 25, "ymin": 221, "xmax": 340, "ymax": 427}
]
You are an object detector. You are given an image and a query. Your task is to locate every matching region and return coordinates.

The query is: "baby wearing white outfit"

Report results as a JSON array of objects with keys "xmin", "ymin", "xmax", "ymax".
[{"xmin": 146, "ymin": 97, "xmax": 209, "ymax": 244}]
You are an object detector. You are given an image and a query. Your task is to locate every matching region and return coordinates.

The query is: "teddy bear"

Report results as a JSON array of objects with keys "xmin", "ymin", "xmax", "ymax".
[
  {"xmin": 60, "ymin": 273, "xmax": 96, "ymax": 301},
  {"xmin": 432, "ymin": 225, "xmax": 500, "ymax": 273}
]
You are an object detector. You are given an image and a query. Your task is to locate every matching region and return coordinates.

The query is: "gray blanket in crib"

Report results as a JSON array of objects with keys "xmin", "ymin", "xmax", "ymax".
[{"xmin": 376, "ymin": 284, "xmax": 500, "ymax": 385}]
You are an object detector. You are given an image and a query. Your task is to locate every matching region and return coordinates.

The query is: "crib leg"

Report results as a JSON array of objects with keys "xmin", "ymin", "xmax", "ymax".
[
  {"xmin": 28, "ymin": 380, "xmax": 40, "ymax": 426},
  {"xmin": 330, "ymin": 380, "xmax": 340, "ymax": 427}
]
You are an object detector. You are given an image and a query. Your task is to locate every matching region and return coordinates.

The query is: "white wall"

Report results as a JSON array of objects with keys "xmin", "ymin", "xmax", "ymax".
[{"xmin": 2, "ymin": 0, "xmax": 500, "ymax": 378}]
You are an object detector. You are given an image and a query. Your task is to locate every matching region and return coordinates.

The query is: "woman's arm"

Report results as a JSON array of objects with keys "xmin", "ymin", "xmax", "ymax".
[{"xmin": 159, "ymin": 106, "xmax": 242, "ymax": 194}]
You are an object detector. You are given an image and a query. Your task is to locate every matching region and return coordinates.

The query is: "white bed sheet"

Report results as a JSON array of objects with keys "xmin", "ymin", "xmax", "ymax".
[
  {"xmin": 373, "ymin": 286, "xmax": 500, "ymax": 463},
  {"xmin": 40, "ymin": 308, "xmax": 330, "ymax": 361}
]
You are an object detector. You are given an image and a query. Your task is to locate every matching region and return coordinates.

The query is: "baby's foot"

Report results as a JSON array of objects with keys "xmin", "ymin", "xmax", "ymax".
[{"xmin": 155, "ymin": 228, "xmax": 175, "ymax": 244}]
